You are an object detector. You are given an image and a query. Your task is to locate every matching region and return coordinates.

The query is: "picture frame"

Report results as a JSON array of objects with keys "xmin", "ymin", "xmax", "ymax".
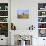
[{"xmin": 17, "ymin": 9, "xmax": 29, "ymax": 19}]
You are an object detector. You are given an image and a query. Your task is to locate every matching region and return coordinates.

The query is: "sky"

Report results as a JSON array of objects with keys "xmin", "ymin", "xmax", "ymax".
[{"xmin": 17, "ymin": 9, "xmax": 29, "ymax": 14}]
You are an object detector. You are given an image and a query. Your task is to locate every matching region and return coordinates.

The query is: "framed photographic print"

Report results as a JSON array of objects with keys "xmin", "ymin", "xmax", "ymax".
[
  {"xmin": 0, "ymin": 23, "xmax": 8, "ymax": 37},
  {"xmin": 38, "ymin": 29, "xmax": 46, "ymax": 37},
  {"xmin": 17, "ymin": 9, "xmax": 29, "ymax": 19},
  {"xmin": 0, "ymin": 17, "xmax": 8, "ymax": 22}
]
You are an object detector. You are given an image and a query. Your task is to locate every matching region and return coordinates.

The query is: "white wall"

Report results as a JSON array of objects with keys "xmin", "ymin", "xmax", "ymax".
[
  {"xmin": 11, "ymin": 0, "xmax": 38, "ymax": 30},
  {"xmin": 11, "ymin": 0, "xmax": 46, "ymax": 46},
  {"xmin": 11, "ymin": 0, "xmax": 38, "ymax": 45}
]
